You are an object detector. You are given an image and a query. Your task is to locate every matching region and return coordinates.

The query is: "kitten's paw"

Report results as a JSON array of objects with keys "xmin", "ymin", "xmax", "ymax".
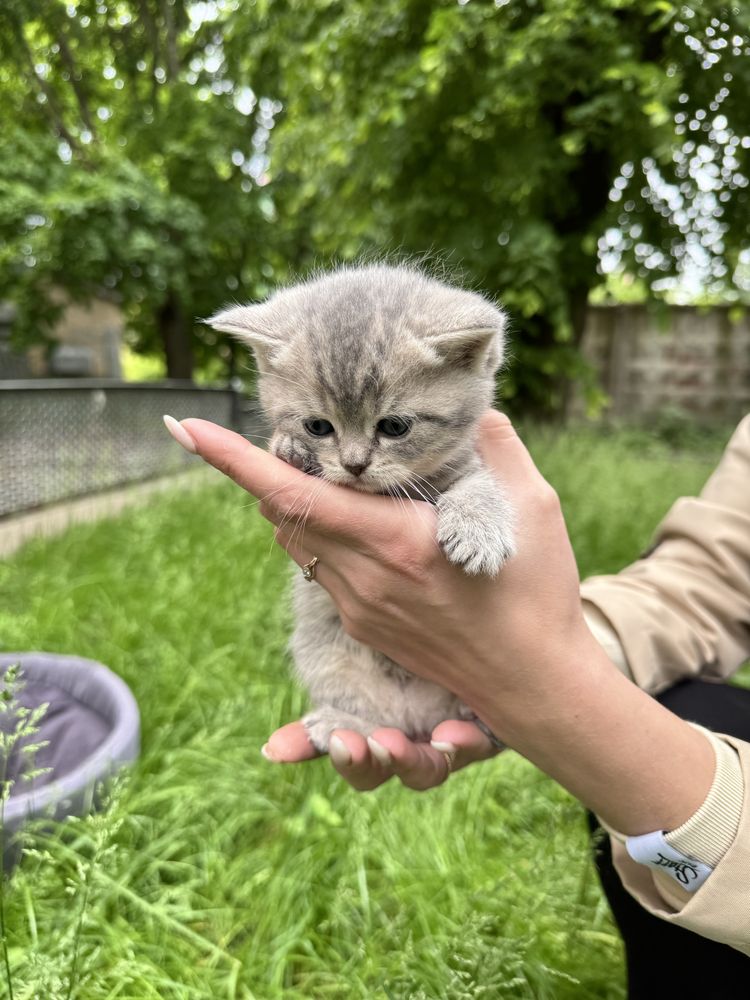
[
  {"xmin": 303, "ymin": 707, "xmax": 376, "ymax": 754},
  {"xmin": 436, "ymin": 506, "xmax": 516, "ymax": 576},
  {"xmin": 271, "ymin": 432, "xmax": 322, "ymax": 477}
]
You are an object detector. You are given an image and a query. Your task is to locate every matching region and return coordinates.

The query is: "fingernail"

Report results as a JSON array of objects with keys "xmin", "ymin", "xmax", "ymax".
[
  {"xmin": 261, "ymin": 743, "xmax": 279, "ymax": 762},
  {"xmin": 430, "ymin": 740, "xmax": 457, "ymax": 754},
  {"xmin": 329, "ymin": 735, "xmax": 351, "ymax": 767},
  {"xmin": 163, "ymin": 414, "xmax": 197, "ymax": 454},
  {"xmin": 367, "ymin": 736, "xmax": 393, "ymax": 767}
]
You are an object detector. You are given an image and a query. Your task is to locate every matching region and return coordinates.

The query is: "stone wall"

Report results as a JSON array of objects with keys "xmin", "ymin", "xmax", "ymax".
[{"xmin": 580, "ymin": 305, "xmax": 750, "ymax": 421}]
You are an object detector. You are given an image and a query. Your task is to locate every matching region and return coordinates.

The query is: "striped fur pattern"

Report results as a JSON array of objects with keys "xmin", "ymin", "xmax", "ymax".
[{"xmin": 209, "ymin": 264, "xmax": 515, "ymax": 750}]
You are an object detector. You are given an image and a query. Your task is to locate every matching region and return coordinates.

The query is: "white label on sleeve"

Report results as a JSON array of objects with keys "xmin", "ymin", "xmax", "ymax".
[{"xmin": 625, "ymin": 830, "xmax": 713, "ymax": 893}]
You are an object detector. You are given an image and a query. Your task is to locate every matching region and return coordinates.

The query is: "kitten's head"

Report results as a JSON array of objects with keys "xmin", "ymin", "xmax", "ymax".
[{"xmin": 208, "ymin": 264, "xmax": 506, "ymax": 493}]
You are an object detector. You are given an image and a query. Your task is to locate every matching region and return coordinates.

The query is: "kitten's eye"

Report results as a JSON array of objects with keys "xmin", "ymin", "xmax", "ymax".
[
  {"xmin": 304, "ymin": 418, "xmax": 335, "ymax": 437},
  {"xmin": 377, "ymin": 416, "xmax": 412, "ymax": 438}
]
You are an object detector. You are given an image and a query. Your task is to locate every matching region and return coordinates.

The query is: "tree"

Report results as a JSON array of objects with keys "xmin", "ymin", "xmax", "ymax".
[
  {"xmin": 240, "ymin": 0, "xmax": 750, "ymax": 415},
  {"xmin": 0, "ymin": 0, "xmax": 276, "ymax": 379},
  {"xmin": 4, "ymin": 2, "xmax": 749, "ymax": 402}
]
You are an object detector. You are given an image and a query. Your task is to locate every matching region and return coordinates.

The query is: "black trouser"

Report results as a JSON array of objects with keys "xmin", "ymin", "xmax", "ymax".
[{"xmin": 589, "ymin": 679, "xmax": 750, "ymax": 999}]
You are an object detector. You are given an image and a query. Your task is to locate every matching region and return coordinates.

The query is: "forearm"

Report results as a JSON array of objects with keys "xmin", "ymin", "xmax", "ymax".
[{"xmin": 475, "ymin": 631, "xmax": 715, "ymax": 836}]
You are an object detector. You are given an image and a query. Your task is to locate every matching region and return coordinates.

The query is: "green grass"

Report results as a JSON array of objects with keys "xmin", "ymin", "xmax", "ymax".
[{"xmin": 0, "ymin": 425, "xmax": 736, "ymax": 999}]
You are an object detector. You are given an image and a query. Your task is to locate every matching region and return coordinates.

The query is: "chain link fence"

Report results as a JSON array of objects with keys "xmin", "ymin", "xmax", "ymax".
[{"xmin": 0, "ymin": 380, "xmax": 247, "ymax": 517}]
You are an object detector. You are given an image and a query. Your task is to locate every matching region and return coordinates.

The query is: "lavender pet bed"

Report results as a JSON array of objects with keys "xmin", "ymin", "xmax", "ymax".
[{"xmin": 1, "ymin": 652, "xmax": 140, "ymax": 864}]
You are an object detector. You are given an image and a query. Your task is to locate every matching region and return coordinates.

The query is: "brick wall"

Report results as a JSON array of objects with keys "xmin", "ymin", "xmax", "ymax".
[{"xmin": 580, "ymin": 305, "xmax": 750, "ymax": 421}]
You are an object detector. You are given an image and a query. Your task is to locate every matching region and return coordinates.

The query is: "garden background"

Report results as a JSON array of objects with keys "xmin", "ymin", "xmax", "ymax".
[{"xmin": 1, "ymin": 1, "xmax": 749, "ymax": 997}]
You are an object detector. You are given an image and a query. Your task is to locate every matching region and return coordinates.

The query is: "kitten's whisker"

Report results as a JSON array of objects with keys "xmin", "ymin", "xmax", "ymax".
[
  {"xmin": 406, "ymin": 472, "xmax": 441, "ymax": 503},
  {"xmin": 400, "ymin": 478, "xmax": 443, "ymax": 554},
  {"xmin": 237, "ymin": 479, "xmax": 304, "ymax": 512},
  {"xmin": 297, "ymin": 488, "xmax": 328, "ymax": 552},
  {"xmin": 287, "ymin": 477, "xmax": 328, "ymax": 554},
  {"xmin": 405, "ymin": 483, "xmax": 438, "ymax": 516},
  {"xmin": 267, "ymin": 487, "xmax": 318, "ymax": 560},
  {"xmin": 381, "ymin": 475, "xmax": 436, "ymax": 549},
  {"xmin": 240, "ymin": 432, "xmax": 273, "ymax": 444},
  {"xmin": 275, "ymin": 490, "xmax": 310, "ymax": 536},
  {"xmin": 410, "ymin": 487, "xmax": 435, "ymax": 509},
  {"xmin": 384, "ymin": 479, "xmax": 410, "ymax": 525},
  {"xmin": 267, "ymin": 482, "xmax": 320, "ymax": 553}
]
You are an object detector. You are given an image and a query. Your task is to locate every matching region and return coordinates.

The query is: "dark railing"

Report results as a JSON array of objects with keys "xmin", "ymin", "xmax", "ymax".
[{"xmin": 0, "ymin": 380, "xmax": 246, "ymax": 517}]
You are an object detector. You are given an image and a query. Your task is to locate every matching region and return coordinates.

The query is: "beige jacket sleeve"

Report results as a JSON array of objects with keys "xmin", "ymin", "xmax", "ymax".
[
  {"xmin": 606, "ymin": 734, "xmax": 750, "ymax": 955},
  {"xmin": 581, "ymin": 413, "xmax": 750, "ymax": 694},
  {"xmin": 580, "ymin": 414, "xmax": 750, "ymax": 954}
]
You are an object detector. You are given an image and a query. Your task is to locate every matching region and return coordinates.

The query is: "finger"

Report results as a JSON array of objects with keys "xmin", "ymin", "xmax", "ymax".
[
  {"xmin": 476, "ymin": 409, "xmax": 542, "ymax": 488},
  {"xmin": 263, "ymin": 721, "xmax": 320, "ymax": 763},
  {"xmin": 176, "ymin": 418, "xmax": 401, "ymax": 545},
  {"xmin": 328, "ymin": 730, "xmax": 392, "ymax": 791},
  {"xmin": 178, "ymin": 418, "xmax": 333, "ymax": 511},
  {"xmin": 368, "ymin": 728, "xmax": 452, "ymax": 790},
  {"xmin": 429, "ymin": 719, "xmax": 502, "ymax": 772},
  {"xmin": 274, "ymin": 523, "xmax": 356, "ymax": 589},
  {"xmin": 274, "ymin": 523, "xmax": 319, "ymax": 567},
  {"xmin": 274, "ymin": 526, "xmax": 337, "ymax": 597}
]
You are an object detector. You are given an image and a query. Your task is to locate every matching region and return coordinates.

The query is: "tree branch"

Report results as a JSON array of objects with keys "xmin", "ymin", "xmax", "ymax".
[
  {"xmin": 52, "ymin": 20, "xmax": 98, "ymax": 138},
  {"xmin": 136, "ymin": 0, "xmax": 162, "ymax": 105},
  {"xmin": 7, "ymin": 12, "xmax": 81, "ymax": 153},
  {"xmin": 160, "ymin": 0, "xmax": 180, "ymax": 80}
]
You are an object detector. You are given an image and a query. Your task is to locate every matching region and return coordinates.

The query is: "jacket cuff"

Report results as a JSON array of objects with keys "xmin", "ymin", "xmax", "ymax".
[
  {"xmin": 582, "ymin": 604, "xmax": 745, "ymax": 869},
  {"xmin": 665, "ymin": 726, "xmax": 744, "ymax": 868}
]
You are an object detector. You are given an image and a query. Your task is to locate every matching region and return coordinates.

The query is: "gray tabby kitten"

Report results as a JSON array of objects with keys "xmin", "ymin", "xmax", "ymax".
[{"xmin": 209, "ymin": 264, "xmax": 514, "ymax": 751}]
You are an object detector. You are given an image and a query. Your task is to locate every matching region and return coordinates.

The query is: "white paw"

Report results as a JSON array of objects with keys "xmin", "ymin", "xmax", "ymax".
[{"xmin": 436, "ymin": 507, "xmax": 515, "ymax": 576}]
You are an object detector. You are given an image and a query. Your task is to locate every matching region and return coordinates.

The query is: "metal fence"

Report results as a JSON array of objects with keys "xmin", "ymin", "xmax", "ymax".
[{"xmin": 0, "ymin": 380, "xmax": 245, "ymax": 517}]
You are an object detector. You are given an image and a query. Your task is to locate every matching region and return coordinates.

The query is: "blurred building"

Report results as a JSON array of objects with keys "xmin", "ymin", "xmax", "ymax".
[{"xmin": 0, "ymin": 298, "xmax": 123, "ymax": 380}]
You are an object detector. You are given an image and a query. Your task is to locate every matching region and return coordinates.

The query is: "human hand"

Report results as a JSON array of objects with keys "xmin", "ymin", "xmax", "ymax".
[
  {"xmin": 171, "ymin": 409, "xmax": 590, "ymax": 739},
  {"xmin": 166, "ymin": 412, "xmax": 717, "ymax": 833},
  {"xmin": 262, "ymin": 718, "xmax": 500, "ymax": 791}
]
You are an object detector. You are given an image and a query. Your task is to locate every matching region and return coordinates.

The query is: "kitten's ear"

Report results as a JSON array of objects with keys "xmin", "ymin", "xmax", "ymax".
[
  {"xmin": 206, "ymin": 304, "xmax": 284, "ymax": 372},
  {"xmin": 424, "ymin": 321, "xmax": 505, "ymax": 373}
]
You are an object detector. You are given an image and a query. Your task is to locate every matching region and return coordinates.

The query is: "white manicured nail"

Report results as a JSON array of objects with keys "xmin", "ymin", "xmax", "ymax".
[
  {"xmin": 163, "ymin": 414, "xmax": 197, "ymax": 453},
  {"xmin": 329, "ymin": 735, "xmax": 351, "ymax": 767},
  {"xmin": 430, "ymin": 741, "xmax": 458, "ymax": 754},
  {"xmin": 261, "ymin": 743, "xmax": 278, "ymax": 762},
  {"xmin": 367, "ymin": 737, "xmax": 393, "ymax": 767}
]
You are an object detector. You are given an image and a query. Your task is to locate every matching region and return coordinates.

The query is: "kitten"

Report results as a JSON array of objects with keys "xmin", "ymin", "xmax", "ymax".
[{"xmin": 208, "ymin": 264, "xmax": 514, "ymax": 751}]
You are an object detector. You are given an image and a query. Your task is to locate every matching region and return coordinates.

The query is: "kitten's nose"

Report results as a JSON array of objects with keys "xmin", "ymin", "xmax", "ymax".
[{"xmin": 343, "ymin": 461, "xmax": 369, "ymax": 477}]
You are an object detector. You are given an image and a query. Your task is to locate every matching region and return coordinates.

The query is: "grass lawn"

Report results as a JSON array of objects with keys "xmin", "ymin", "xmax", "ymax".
[{"xmin": 0, "ymin": 424, "xmax": 738, "ymax": 999}]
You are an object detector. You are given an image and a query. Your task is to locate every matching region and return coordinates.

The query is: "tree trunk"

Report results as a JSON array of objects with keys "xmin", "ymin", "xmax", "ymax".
[
  {"xmin": 504, "ymin": 282, "xmax": 593, "ymax": 423},
  {"xmin": 158, "ymin": 291, "xmax": 194, "ymax": 380},
  {"xmin": 561, "ymin": 284, "xmax": 593, "ymax": 420},
  {"xmin": 503, "ymin": 312, "xmax": 562, "ymax": 421}
]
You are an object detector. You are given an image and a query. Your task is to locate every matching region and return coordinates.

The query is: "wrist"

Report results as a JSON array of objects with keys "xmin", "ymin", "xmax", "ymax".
[
  {"xmin": 621, "ymin": 731, "xmax": 743, "ymax": 893},
  {"xmin": 471, "ymin": 625, "xmax": 607, "ymax": 734},
  {"xmin": 474, "ymin": 637, "xmax": 716, "ymax": 835}
]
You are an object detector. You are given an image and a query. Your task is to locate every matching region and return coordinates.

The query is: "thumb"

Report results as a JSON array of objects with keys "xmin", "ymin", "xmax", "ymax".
[{"xmin": 476, "ymin": 410, "xmax": 540, "ymax": 487}]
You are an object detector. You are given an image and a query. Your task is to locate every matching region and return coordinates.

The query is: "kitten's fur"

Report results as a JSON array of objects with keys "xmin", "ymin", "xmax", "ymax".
[{"xmin": 209, "ymin": 264, "xmax": 514, "ymax": 751}]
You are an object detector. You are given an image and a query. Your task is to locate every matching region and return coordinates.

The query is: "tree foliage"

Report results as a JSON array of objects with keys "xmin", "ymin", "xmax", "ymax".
[
  {"xmin": 1, "ymin": 1, "xmax": 749, "ymax": 407},
  {"xmin": 0, "ymin": 0, "xmax": 275, "ymax": 378},
  {"xmin": 242, "ymin": 0, "xmax": 750, "ymax": 413}
]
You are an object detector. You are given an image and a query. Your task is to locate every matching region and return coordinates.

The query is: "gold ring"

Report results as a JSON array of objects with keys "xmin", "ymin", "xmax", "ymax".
[
  {"xmin": 441, "ymin": 750, "xmax": 455, "ymax": 775},
  {"xmin": 302, "ymin": 556, "xmax": 319, "ymax": 582}
]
